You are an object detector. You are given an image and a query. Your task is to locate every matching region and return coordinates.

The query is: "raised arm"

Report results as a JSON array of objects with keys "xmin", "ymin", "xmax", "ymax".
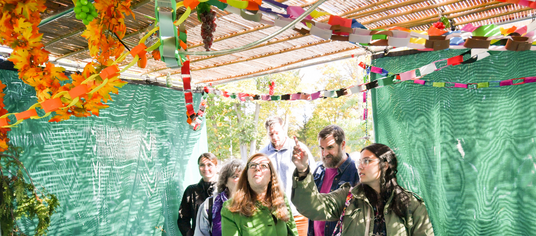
[{"xmin": 291, "ymin": 170, "xmax": 349, "ymax": 221}]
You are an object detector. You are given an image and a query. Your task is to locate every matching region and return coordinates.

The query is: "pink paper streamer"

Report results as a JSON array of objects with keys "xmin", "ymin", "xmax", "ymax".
[
  {"xmin": 370, "ymin": 66, "xmax": 383, "ymax": 74},
  {"xmin": 525, "ymin": 77, "xmax": 536, "ymax": 83},
  {"xmin": 311, "ymin": 91, "xmax": 322, "ymax": 100},
  {"xmin": 454, "ymin": 83, "xmax": 468, "ymax": 88},
  {"xmin": 399, "ymin": 70, "xmax": 416, "ymax": 81},
  {"xmin": 500, "ymin": 80, "xmax": 513, "ymax": 86},
  {"xmin": 518, "ymin": 0, "xmax": 530, "ymax": 6},
  {"xmin": 414, "ymin": 80, "xmax": 426, "ymax": 85},
  {"xmin": 515, "ymin": 25, "xmax": 527, "ymax": 35},
  {"xmin": 461, "ymin": 23, "xmax": 477, "ymax": 32},
  {"xmin": 286, "ymin": 6, "xmax": 313, "ymax": 20}
]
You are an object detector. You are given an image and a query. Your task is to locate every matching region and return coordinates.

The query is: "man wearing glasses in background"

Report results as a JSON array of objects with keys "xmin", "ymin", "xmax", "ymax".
[{"xmin": 259, "ymin": 116, "xmax": 315, "ymax": 236}]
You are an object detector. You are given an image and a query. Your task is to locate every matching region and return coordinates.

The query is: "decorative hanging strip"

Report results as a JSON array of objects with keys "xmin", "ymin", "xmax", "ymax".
[
  {"xmin": 169, "ymin": 0, "xmax": 536, "ymax": 56},
  {"xmin": 200, "ymin": 48, "xmax": 536, "ymax": 102},
  {"xmin": 495, "ymin": 0, "xmax": 536, "ymax": 9},
  {"xmin": 410, "ymin": 76, "xmax": 536, "ymax": 89},
  {"xmin": 359, "ymin": 49, "xmax": 486, "ymax": 82},
  {"xmin": 203, "ymin": 73, "xmax": 536, "ymax": 104}
]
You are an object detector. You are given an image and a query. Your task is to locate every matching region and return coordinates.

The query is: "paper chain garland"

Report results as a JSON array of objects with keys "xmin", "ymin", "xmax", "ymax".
[
  {"xmin": 159, "ymin": 0, "xmax": 536, "ymax": 59},
  {"xmin": 196, "ymin": 49, "xmax": 536, "ymax": 103},
  {"xmin": 360, "ymin": 49, "xmax": 536, "ymax": 90},
  {"xmin": 150, "ymin": 0, "xmax": 536, "ymax": 127}
]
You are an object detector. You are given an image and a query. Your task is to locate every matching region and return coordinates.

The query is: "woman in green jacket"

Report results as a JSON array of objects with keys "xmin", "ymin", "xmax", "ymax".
[
  {"xmin": 221, "ymin": 153, "xmax": 298, "ymax": 236},
  {"xmin": 291, "ymin": 143, "xmax": 434, "ymax": 236}
]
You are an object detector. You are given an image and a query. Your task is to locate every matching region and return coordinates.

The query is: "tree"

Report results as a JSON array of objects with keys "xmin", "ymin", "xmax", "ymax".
[
  {"xmin": 205, "ymin": 71, "xmax": 305, "ymax": 161},
  {"xmin": 299, "ymin": 58, "xmax": 373, "ymax": 159},
  {"xmin": 1, "ymin": 145, "xmax": 60, "ymax": 236},
  {"xmin": 206, "ymin": 58, "xmax": 374, "ymax": 162}
]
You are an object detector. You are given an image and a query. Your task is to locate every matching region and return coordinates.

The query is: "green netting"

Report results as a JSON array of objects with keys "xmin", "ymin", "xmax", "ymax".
[
  {"xmin": 371, "ymin": 50, "xmax": 536, "ymax": 236},
  {"xmin": 0, "ymin": 69, "xmax": 208, "ymax": 236}
]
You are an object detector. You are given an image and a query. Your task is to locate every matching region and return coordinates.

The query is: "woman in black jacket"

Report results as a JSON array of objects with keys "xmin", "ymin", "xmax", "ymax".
[{"xmin": 178, "ymin": 153, "xmax": 219, "ymax": 236}]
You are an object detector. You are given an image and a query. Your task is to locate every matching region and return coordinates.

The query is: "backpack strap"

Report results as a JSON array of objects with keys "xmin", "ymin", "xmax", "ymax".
[
  {"xmin": 332, "ymin": 187, "xmax": 354, "ymax": 236},
  {"xmin": 208, "ymin": 197, "xmax": 214, "ymax": 227}
]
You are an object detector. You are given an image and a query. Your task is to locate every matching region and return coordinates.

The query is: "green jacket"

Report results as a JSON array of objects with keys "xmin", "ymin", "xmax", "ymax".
[
  {"xmin": 291, "ymin": 171, "xmax": 434, "ymax": 236},
  {"xmin": 221, "ymin": 199, "xmax": 299, "ymax": 236}
]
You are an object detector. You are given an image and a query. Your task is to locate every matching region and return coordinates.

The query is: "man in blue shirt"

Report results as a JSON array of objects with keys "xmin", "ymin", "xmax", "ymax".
[
  {"xmin": 259, "ymin": 116, "xmax": 315, "ymax": 236},
  {"xmin": 309, "ymin": 125, "xmax": 359, "ymax": 236}
]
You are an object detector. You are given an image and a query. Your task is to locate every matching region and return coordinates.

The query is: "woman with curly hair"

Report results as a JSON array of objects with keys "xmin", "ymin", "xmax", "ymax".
[
  {"xmin": 291, "ymin": 143, "xmax": 434, "ymax": 236},
  {"xmin": 195, "ymin": 159, "xmax": 245, "ymax": 236},
  {"xmin": 221, "ymin": 153, "xmax": 298, "ymax": 236}
]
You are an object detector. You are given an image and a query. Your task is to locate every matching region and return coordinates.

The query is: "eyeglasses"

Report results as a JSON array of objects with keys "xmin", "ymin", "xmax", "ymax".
[
  {"xmin": 357, "ymin": 158, "xmax": 379, "ymax": 167},
  {"xmin": 248, "ymin": 162, "xmax": 269, "ymax": 171}
]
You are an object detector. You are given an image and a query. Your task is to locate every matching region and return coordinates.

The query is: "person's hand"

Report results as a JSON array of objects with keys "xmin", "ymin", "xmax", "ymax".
[{"xmin": 292, "ymin": 136, "xmax": 309, "ymax": 173}]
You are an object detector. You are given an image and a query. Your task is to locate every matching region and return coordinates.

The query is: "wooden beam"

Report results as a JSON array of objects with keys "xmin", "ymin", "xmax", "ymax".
[
  {"xmin": 344, "ymin": 0, "xmax": 429, "ymax": 20},
  {"xmin": 45, "ymin": 29, "xmax": 85, "ymax": 47},
  {"xmin": 190, "ymin": 32, "xmax": 309, "ymax": 63},
  {"xmin": 55, "ymin": 24, "xmax": 155, "ymax": 60},
  {"xmin": 45, "ymin": 0, "xmax": 152, "ymax": 47},
  {"xmin": 453, "ymin": 7, "xmax": 532, "ymax": 26},
  {"xmin": 375, "ymin": 1, "xmax": 507, "ymax": 29},
  {"xmin": 190, "ymin": 40, "xmax": 333, "ymax": 72},
  {"xmin": 143, "ymin": 32, "xmax": 313, "ymax": 74},
  {"xmin": 403, "ymin": 3, "xmax": 525, "ymax": 30},
  {"xmin": 195, "ymin": 46, "xmax": 359, "ymax": 83},
  {"xmin": 360, "ymin": 0, "xmax": 463, "ymax": 25},
  {"xmin": 188, "ymin": 25, "xmax": 273, "ymax": 49}
]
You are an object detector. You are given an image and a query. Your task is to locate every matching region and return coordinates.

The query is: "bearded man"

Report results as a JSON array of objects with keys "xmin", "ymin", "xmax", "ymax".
[{"xmin": 308, "ymin": 125, "xmax": 360, "ymax": 236}]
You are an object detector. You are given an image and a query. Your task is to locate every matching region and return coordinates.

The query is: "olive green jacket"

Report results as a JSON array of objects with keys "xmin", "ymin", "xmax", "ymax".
[
  {"xmin": 291, "ymin": 171, "xmax": 434, "ymax": 236},
  {"xmin": 221, "ymin": 199, "xmax": 298, "ymax": 236}
]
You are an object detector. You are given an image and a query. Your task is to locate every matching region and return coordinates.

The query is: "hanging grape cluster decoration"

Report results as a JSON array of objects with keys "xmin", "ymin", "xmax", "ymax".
[
  {"xmin": 197, "ymin": 2, "xmax": 217, "ymax": 51},
  {"xmin": 74, "ymin": 0, "xmax": 98, "ymax": 25}
]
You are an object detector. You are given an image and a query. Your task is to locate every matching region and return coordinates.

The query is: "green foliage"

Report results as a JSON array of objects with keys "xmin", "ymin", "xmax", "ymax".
[{"xmin": 0, "ymin": 146, "xmax": 60, "ymax": 236}]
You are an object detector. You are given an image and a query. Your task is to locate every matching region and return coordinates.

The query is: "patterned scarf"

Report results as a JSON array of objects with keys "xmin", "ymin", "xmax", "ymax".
[{"xmin": 211, "ymin": 190, "xmax": 229, "ymax": 236}]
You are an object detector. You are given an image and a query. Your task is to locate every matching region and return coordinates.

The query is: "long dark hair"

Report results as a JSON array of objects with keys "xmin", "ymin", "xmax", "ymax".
[{"xmin": 359, "ymin": 143, "xmax": 410, "ymax": 218}]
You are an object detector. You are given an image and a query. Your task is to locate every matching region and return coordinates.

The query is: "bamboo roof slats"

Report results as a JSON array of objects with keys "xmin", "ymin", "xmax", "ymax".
[{"xmin": 22, "ymin": 0, "xmax": 536, "ymax": 84}]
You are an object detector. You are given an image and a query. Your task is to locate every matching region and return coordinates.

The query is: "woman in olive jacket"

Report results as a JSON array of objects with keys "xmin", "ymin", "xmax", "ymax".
[
  {"xmin": 290, "ymin": 143, "xmax": 434, "ymax": 236},
  {"xmin": 221, "ymin": 153, "xmax": 298, "ymax": 236}
]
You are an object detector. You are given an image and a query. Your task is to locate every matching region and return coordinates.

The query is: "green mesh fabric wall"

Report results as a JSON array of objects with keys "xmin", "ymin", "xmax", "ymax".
[
  {"xmin": 0, "ymin": 69, "xmax": 208, "ymax": 236},
  {"xmin": 371, "ymin": 50, "xmax": 536, "ymax": 235}
]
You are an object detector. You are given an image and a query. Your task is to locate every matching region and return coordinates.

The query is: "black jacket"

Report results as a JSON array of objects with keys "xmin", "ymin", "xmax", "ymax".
[{"xmin": 178, "ymin": 179, "xmax": 216, "ymax": 236}]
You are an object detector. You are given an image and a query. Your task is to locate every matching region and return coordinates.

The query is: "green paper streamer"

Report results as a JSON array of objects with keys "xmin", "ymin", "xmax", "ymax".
[
  {"xmin": 208, "ymin": 0, "xmax": 228, "ymax": 10},
  {"xmin": 472, "ymin": 25, "xmax": 501, "ymax": 37},
  {"xmin": 378, "ymin": 77, "xmax": 395, "ymax": 86},
  {"xmin": 477, "ymin": 82, "xmax": 489, "ymax": 88},
  {"xmin": 433, "ymin": 82, "xmax": 445, "ymax": 87}
]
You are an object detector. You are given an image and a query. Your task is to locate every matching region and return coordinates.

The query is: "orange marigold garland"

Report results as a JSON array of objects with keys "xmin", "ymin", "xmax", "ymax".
[
  {"xmin": 82, "ymin": 0, "xmax": 134, "ymax": 65},
  {"xmin": 0, "ymin": 80, "xmax": 10, "ymax": 152},
  {"xmin": 0, "ymin": 0, "xmax": 131, "ymax": 124}
]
